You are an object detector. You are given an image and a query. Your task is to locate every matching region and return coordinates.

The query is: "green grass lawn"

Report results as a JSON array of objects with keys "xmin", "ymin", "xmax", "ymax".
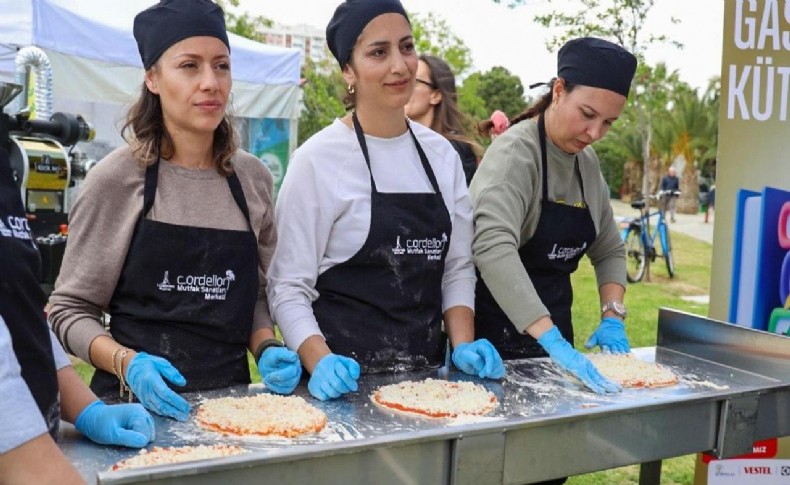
[
  {"xmin": 566, "ymin": 229, "xmax": 711, "ymax": 484},
  {"xmin": 71, "ymin": 228, "xmax": 712, "ymax": 484}
]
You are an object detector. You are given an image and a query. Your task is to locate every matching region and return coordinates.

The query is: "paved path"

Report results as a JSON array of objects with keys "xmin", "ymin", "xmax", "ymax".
[{"xmin": 610, "ymin": 199, "xmax": 714, "ymax": 245}]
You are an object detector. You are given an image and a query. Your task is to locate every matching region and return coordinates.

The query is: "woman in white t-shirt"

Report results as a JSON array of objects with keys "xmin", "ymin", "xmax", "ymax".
[{"xmin": 267, "ymin": 0, "xmax": 504, "ymax": 401}]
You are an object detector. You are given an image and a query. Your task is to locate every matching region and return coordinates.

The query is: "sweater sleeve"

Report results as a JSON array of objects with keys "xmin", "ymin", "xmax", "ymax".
[
  {"xmin": 440, "ymin": 150, "xmax": 476, "ymax": 313},
  {"xmin": 266, "ymin": 148, "xmax": 328, "ymax": 351},
  {"xmin": 470, "ymin": 133, "xmax": 549, "ymax": 333},
  {"xmin": 48, "ymin": 149, "xmax": 142, "ymax": 363},
  {"xmin": 235, "ymin": 152, "xmax": 277, "ymax": 333}
]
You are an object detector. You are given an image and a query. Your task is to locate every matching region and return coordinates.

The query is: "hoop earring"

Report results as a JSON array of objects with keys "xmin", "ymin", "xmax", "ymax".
[{"xmin": 347, "ymin": 84, "xmax": 355, "ymax": 94}]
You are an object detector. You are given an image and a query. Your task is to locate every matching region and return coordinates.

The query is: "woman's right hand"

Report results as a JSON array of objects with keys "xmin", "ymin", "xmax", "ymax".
[
  {"xmin": 537, "ymin": 327, "xmax": 621, "ymax": 395},
  {"xmin": 307, "ymin": 353, "xmax": 360, "ymax": 401},
  {"xmin": 126, "ymin": 352, "xmax": 191, "ymax": 421}
]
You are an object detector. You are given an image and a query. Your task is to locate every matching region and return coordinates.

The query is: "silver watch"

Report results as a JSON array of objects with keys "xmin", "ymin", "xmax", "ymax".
[{"xmin": 601, "ymin": 300, "xmax": 627, "ymax": 319}]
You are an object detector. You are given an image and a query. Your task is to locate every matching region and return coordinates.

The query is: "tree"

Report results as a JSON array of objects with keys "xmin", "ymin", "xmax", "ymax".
[
  {"xmin": 216, "ymin": 0, "xmax": 273, "ymax": 42},
  {"xmin": 457, "ymin": 72, "xmax": 489, "ymax": 121},
  {"xmin": 409, "ymin": 12, "xmax": 473, "ymax": 77},
  {"xmin": 297, "ymin": 59, "xmax": 347, "ymax": 146},
  {"xmin": 475, "ymin": 66, "xmax": 528, "ymax": 119}
]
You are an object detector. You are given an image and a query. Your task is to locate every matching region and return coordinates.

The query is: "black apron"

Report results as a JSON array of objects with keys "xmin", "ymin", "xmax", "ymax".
[
  {"xmin": 91, "ymin": 160, "xmax": 258, "ymax": 396},
  {"xmin": 475, "ymin": 115, "xmax": 597, "ymax": 360},
  {"xmin": 0, "ymin": 147, "xmax": 59, "ymax": 438},
  {"xmin": 312, "ymin": 113, "xmax": 452, "ymax": 373}
]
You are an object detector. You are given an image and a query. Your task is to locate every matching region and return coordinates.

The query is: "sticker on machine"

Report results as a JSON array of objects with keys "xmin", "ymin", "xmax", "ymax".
[{"xmin": 707, "ymin": 458, "xmax": 790, "ymax": 484}]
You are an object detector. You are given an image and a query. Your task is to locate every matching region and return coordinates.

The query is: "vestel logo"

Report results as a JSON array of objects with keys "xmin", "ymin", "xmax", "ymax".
[{"xmin": 743, "ymin": 466, "xmax": 771, "ymax": 475}]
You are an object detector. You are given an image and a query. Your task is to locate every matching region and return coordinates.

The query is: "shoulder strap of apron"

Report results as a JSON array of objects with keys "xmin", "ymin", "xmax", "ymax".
[
  {"xmin": 537, "ymin": 113, "xmax": 586, "ymax": 203},
  {"xmin": 351, "ymin": 111, "xmax": 443, "ymax": 197}
]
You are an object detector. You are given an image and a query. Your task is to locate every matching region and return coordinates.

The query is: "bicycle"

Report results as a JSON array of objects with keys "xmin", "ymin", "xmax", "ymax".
[{"xmin": 620, "ymin": 190, "xmax": 680, "ymax": 283}]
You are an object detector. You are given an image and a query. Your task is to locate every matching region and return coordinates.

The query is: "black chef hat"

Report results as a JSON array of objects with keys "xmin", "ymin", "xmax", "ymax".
[
  {"xmin": 557, "ymin": 37, "xmax": 637, "ymax": 97},
  {"xmin": 326, "ymin": 0, "xmax": 409, "ymax": 69},
  {"xmin": 133, "ymin": 0, "xmax": 230, "ymax": 70}
]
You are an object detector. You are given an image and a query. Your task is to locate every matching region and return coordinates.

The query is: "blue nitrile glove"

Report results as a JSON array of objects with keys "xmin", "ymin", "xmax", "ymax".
[
  {"xmin": 307, "ymin": 353, "xmax": 361, "ymax": 401},
  {"xmin": 585, "ymin": 317, "xmax": 631, "ymax": 354},
  {"xmin": 126, "ymin": 352, "xmax": 191, "ymax": 421},
  {"xmin": 452, "ymin": 339, "xmax": 506, "ymax": 379},
  {"xmin": 257, "ymin": 346, "xmax": 302, "ymax": 394},
  {"xmin": 537, "ymin": 327, "xmax": 621, "ymax": 395},
  {"xmin": 74, "ymin": 400, "xmax": 155, "ymax": 448}
]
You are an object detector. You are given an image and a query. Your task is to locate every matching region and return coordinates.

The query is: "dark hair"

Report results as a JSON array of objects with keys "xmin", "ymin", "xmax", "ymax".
[
  {"xmin": 121, "ymin": 66, "xmax": 238, "ymax": 176},
  {"xmin": 477, "ymin": 78, "xmax": 579, "ymax": 136},
  {"xmin": 419, "ymin": 55, "xmax": 481, "ymax": 156}
]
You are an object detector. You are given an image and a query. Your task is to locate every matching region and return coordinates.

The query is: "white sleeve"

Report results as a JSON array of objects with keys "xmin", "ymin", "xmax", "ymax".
[
  {"xmin": 0, "ymin": 315, "xmax": 49, "ymax": 454},
  {"xmin": 441, "ymin": 151, "xmax": 477, "ymax": 312},
  {"xmin": 49, "ymin": 328, "xmax": 71, "ymax": 370},
  {"xmin": 267, "ymin": 149, "xmax": 332, "ymax": 351}
]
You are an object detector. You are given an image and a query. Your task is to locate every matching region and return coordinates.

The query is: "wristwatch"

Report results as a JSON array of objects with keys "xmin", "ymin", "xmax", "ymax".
[{"xmin": 601, "ymin": 300, "xmax": 627, "ymax": 319}]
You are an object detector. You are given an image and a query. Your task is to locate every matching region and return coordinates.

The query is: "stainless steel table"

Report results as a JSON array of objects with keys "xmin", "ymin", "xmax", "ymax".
[{"xmin": 60, "ymin": 309, "xmax": 790, "ymax": 484}]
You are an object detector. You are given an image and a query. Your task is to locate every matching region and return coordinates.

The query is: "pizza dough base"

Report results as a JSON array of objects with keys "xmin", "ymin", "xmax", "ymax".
[
  {"xmin": 371, "ymin": 378, "xmax": 497, "ymax": 418},
  {"xmin": 197, "ymin": 394, "xmax": 328, "ymax": 438},
  {"xmin": 586, "ymin": 352, "xmax": 679, "ymax": 388},
  {"xmin": 111, "ymin": 445, "xmax": 247, "ymax": 471}
]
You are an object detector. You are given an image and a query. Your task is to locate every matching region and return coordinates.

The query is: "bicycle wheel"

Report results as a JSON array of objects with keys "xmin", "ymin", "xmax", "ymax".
[
  {"xmin": 624, "ymin": 227, "xmax": 646, "ymax": 282},
  {"xmin": 662, "ymin": 225, "xmax": 675, "ymax": 278}
]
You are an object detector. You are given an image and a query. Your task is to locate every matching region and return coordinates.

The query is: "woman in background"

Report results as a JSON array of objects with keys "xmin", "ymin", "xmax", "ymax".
[{"xmin": 405, "ymin": 54, "xmax": 481, "ymax": 186}]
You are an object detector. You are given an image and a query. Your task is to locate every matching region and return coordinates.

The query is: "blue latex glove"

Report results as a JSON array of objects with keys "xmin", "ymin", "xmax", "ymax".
[
  {"xmin": 452, "ymin": 339, "xmax": 506, "ymax": 379},
  {"xmin": 257, "ymin": 346, "xmax": 302, "ymax": 394},
  {"xmin": 126, "ymin": 352, "xmax": 191, "ymax": 421},
  {"xmin": 74, "ymin": 400, "xmax": 155, "ymax": 448},
  {"xmin": 585, "ymin": 317, "xmax": 631, "ymax": 354},
  {"xmin": 537, "ymin": 327, "xmax": 621, "ymax": 395},
  {"xmin": 307, "ymin": 353, "xmax": 360, "ymax": 401}
]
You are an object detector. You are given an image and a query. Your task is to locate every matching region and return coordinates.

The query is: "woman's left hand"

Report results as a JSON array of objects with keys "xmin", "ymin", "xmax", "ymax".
[
  {"xmin": 585, "ymin": 317, "xmax": 631, "ymax": 354},
  {"xmin": 74, "ymin": 400, "xmax": 155, "ymax": 448},
  {"xmin": 452, "ymin": 339, "xmax": 506, "ymax": 379},
  {"xmin": 257, "ymin": 347, "xmax": 302, "ymax": 394}
]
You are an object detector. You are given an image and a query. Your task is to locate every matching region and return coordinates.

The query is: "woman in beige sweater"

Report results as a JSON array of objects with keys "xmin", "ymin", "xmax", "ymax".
[{"xmin": 48, "ymin": 0, "xmax": 300, "ymax": 421}]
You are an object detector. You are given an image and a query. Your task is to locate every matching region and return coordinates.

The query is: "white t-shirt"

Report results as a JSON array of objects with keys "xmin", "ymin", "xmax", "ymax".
[
  {"xmin": 0, "ymin": 316, "xmax": 69, "ymax": 453},
  {"xmin": 267, "ymin": 119, "xmax": 476, "ymax": 350}
]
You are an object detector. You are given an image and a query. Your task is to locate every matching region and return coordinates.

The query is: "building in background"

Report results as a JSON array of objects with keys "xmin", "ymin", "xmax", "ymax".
[{"xmin": 260, "ymin": 23, "xmax": 327, "ymax": 66}]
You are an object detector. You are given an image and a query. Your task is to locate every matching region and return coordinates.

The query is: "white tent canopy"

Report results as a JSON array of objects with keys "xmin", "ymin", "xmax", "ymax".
[{"xmin": 0, "ymin": 0, "xmax": 302, "ymax": 149}]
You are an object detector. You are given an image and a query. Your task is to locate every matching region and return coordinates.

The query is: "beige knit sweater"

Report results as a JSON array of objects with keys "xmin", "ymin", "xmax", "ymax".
[{"xmin": 48, "ymin": 146, "xmax": 276, "ymax": 363}]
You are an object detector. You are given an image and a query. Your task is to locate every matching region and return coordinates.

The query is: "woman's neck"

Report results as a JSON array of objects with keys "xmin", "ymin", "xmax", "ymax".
[
  {"xmin": 410, "ymin": 110, "xmax": 434, "ymax": 131},
  {"xmin": 542, "ymin": 108, "xmax": 562, "ymax": 150},
  {"xmin": 166, "ymin": 129, "xmax": 214, "ymax": 169},
  {"xmin": 348, "ymin": 104, "xmax": 408, "ymax": 138}
]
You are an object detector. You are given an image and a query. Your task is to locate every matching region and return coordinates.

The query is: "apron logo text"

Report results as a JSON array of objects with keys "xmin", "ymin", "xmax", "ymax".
[
  {"xmin": 0, "ymin": 215, "xmax": 34, "ymax": 243},
  {"xmin": 547, "ymin": 242, "xmax": 587, "ymax": 261},
  {"xmin": 392, "ymin": 233, "xmax": 448, "ymax": 261},
  {"xmin": 156, "ymin": 269, "xmax": 236, "ymax": 300}
]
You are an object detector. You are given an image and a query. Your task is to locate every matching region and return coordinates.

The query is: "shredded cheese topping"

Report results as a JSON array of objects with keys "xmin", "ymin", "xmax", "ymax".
[
  {"xmin": 111, "ymin": 445, "xmax": 247, "ymax": 471},
  {"xmin": 372, "ymin": 378, "xmax": 497, "ymax": 418},
  {"xmin": 197, "ymin": 394, "xmax": 328, "ymax": 438},
  {"xmin": 587, "ymin": 353, "xmax": 678, "ymax": 388}
]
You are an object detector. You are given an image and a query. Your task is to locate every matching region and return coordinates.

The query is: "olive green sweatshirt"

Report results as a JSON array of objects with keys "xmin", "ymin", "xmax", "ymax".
[{"xmin": 469, "ymin": 118, "xmax": 626, "ymax": 333}]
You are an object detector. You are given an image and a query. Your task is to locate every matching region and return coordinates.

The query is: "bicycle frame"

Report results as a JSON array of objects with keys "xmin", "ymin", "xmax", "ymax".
[{"xmin": 621, "ymin": 191, "xmax": 678, "ymax": 282}]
